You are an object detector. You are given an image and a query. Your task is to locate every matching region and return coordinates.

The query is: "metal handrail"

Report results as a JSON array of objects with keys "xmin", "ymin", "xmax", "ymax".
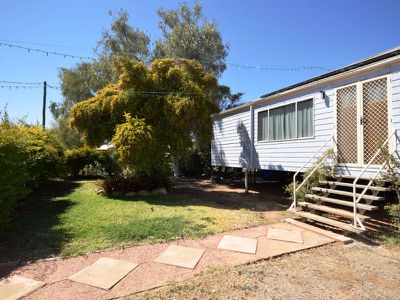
[
  {"xmin": 291, "ymin": 134, "xmax": 334, "ymax": 210},
  {"xmin": 352, "ymin": 129, "xmax": 397, "ymax": 228}
]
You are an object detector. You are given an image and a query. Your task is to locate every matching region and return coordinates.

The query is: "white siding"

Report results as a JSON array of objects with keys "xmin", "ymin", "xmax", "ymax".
[
  {"xmin": 211, "ymin": 108, "xmax": 251, "ymax": 168},
  {"xmin": 391, "ymin": 65, "xmax": 400, "ymax": 163},
  {"xmin": 212, "ymin": 62, "xmax": 400, "ymax": 177}
]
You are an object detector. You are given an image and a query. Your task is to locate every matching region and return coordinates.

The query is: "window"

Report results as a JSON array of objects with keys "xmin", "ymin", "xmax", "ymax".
[
  {"xmin": 258, "ymin": 110, "xmax": 268, "ymax": 141},
  {"xmin": 257, "ymin": 99, "xmax": 313, "ymax": 141},
  {"xmin": 297, "ymin": 99, "xmax": 313, "ymax": 138}
]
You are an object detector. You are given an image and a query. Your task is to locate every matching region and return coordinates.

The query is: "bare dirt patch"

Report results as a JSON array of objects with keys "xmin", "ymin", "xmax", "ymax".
[{"xmin": 127, "ymin": 243, "xmax": 400, "ymax": 300}]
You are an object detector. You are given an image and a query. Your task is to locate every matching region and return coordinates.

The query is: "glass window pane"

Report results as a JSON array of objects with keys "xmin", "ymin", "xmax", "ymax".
[
  {"xmin": 284, "ymin": 104, "xmax": 296, "ymax": 139},
  {"xmin": 257, "ymin": 111, "xmax": 268, "ymax": 141},
  {"xmin": 297, "ymin": 99, "xmax": 313, "ymax": 138},
  {"xmin": 269, "ymin": 106, "xmax": 285, "ymax": 140}
]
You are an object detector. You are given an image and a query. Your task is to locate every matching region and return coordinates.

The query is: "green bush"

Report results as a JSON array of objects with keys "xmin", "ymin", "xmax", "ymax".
[
  {"xmin": 0, "ymin": 121, "xmax": 64, "ymax": 232},
  {"xmin": 181, "ymin": 148, "xmax": 210, "ymax": 177},
  {"xmin": 64, "ymin": 147, "xmax": 118, "ymax": 177}
]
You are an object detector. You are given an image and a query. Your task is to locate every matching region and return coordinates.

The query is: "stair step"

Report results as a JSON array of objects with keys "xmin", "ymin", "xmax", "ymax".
[
  {"xmin": 311, "ymin": 187, "xmax": 384, "ymax": 201},
  {"xmin": 331, "ymin": 174, "xmax": 370, "ymax": 180},
  {"xmin": 319, "ymin": 181, "xmax": 390, "ymax": 192},
  {"xmin": 298, "ymin": 202, "xmax": 370, "ymax": 220},
  {"xmin": 305, "ymin": 194, "xmax": 379, "ymax": 211},
  {"xmin": 293, "ymin": 211, "xmax": 364, "ymax": 233},
  {"xmin": 332, "ymin": 174, "xmax": 388, "ymax": 182}
]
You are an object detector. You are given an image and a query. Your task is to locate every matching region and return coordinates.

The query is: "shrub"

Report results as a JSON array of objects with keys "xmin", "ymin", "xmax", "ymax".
[
  {"xmin": 284, "ymin": 148, "xmax": 334, "ymax": 203},
  {"xmin": 79, "ymin": 161, "xmax": 108, "ymax": 178},
  {"xmin": 20, "ymin": 126, "xmax": 65, "ymax": 185},
  {"xmin": 97, "ymin": 174, "xmax": 170, "ymax": 195},
  {"xmin": 181, "ymin": 148, "xmax": 210, "ymax": 177},
  {"xmin": 64, "ymin": 147, "xmax": 118, "ymax": 177},
  {"xmin": 0, "ymin": 121, "xmax": 64, "ymax": 232},
  {"xmin": 380, "ymin": 149, "xmax": 400, "ymax": 232}
]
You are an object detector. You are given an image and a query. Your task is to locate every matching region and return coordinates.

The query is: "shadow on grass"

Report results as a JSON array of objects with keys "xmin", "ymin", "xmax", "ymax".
[
  {"xmin": 114, "ymin": 178, "xmax": 291, "ymax": 213},
  {"xmin": 102, "ymin": 216, "xmax": 209, "ymax": 244},
  {"xmin": 0, "ymin": 180, "xmax": 79, "ymax": 275}
]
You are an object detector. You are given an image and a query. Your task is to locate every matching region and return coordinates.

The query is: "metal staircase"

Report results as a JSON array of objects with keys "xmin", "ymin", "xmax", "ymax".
[{"xmin": 289, "ymin": 130, "xmax": 398, "ymax": 233}]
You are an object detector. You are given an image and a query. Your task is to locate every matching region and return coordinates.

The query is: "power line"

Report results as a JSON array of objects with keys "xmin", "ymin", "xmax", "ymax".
[
  {"xmin": 229, "ymin": 63, "xmax": 330, "ymax": 71},
  {"xmin": 0, "ymin": 39, "xmax": 87, "ymax": 50},
  {"xmin": 0, "ymin": 42, "xmax": 93, "ymax": 60},
  {"xmin": 0, "ymin": 85, "xmax": 41, "ymax": 89},
  {"xmin": 0, "ymin": 80, "xmax": 42, "ymax": 85},
  {"xmin": 0, "ymin": 42, "xmax": 332, "ymax": 71}
]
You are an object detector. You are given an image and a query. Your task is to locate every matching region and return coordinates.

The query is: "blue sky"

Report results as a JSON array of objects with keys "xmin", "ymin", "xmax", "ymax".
[{"xmin": 1, "ymin": 0, "xmax": 399, "ymax": 126}]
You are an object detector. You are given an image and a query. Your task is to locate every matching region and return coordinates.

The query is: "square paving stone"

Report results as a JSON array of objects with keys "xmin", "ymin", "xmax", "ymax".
[
  {"xmin": 68, "ymin": 257, "xmax": 138, "ymax": 290},
  {"xmin": 267, "ymin": 227, "xmax": 304, "ymax": 244},
  {"xmin": 0, "ymin": 275, "xmax": 45, "ymax": 300},
  {"xmin": 155, "ymin": 245, "xmax": 206, "ymax": 269},
  {"xmin": 217, "ymin": 235, "xmax": 258, "ymax": 254}
]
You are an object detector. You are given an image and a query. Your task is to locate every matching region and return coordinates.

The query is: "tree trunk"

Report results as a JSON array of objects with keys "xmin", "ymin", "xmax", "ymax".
[{"xmin": 172, "ymin": 155, "xmax": 181, "ymax": 177}]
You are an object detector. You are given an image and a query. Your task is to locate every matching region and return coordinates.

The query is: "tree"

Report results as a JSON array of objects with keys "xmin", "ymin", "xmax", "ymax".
[
  {"xmin": 95, "ymin": 10, "xmax": 151, "ymax": 62},
  {"xmin": 154, "ymin": 3, "xmax": 229, "ymax": 77},
  {"xmin": 70, "ymin": 57, "xmax": 219, "ymax": 177},
  {"xmin": 50, "ymin": 11, "xmax": 150, "ymax": 147}
]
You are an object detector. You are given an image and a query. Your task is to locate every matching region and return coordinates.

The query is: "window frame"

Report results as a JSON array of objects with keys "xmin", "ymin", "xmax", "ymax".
[{"xmin": 257, "ymin": 98, "xmax": 315, "ymax": 143}]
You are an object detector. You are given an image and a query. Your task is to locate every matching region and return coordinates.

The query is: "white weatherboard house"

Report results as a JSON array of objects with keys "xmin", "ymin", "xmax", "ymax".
[{"xmin": 211, "ymin": 46, "xmax": 400, "ymax": 233}]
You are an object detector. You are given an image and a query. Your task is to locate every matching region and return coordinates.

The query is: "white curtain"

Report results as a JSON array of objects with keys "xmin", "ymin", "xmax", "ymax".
[
  {"xmin": 284, "ymin": 104, "xmax": 296, "ymax": 139},
  {"xmin": 269, "ymin": 106, "xmax": 284, "ymax": 140},
  {"xmin": 258, "ymin": 111, "xmax": 268, "ymax": 141},
  {"xmin": 297, "ymin": 99, "xmax": 313, "ymax": 138}
]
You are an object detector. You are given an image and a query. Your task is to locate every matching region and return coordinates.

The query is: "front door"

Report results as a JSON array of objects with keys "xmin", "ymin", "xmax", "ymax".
[{"xmin": 336, "ymin": 76, "xmax": 389, "ymax": 166}]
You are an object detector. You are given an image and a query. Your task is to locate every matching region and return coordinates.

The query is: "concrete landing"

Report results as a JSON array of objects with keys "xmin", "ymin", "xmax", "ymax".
[{"xmin": 267, "ymin": 227, "xmax": 304, "ymax": 244}]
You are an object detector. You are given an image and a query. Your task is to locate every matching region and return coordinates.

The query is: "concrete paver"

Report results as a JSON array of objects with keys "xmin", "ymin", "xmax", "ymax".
[
  {"xmin": 68, "ymin": 257, "xmax": 138, "ymax": 290},
  {"xmin": 154, "ymin": 245, "xmax": 205, "ymax": 269},
  {"xmin": 0, "ymin": 275, "xmax": 45, "ymax": 300},
  {"xmin": 217, "ymin": 235, "xmax": 258, "ymax": 254}
]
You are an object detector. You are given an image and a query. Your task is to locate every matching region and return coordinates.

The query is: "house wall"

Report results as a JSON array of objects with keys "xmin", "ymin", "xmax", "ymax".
[{"xmin": 211, "ymin": 62, "xmax": 400, "ymax": 177}]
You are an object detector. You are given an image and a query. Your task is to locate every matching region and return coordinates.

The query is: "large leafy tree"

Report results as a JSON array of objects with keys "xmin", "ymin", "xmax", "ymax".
[
  {"xmin": 52, "ymin": 4, "xmax": 239, "ymax": 149},
  {"xmin": 50, "ymin": 11, "xmax": 150, "ymax": 147},
  {"xmin": 154, "ymin": 3, "xmax": 228, "ymax": 77},
  {"xmin": 70, "ymin": 57, "xmax": 219, "ymax": 176}
]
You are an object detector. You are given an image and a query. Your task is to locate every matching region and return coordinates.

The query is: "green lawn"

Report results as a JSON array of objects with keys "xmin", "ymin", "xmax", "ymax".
[{"xmin": 1, "ymin": 180, "xmax": 267, "ymax": 258}]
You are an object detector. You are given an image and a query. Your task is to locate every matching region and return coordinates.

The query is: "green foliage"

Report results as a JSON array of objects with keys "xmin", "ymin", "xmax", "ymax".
[
  {"xmin": 49, "ymin": 115, "xmax": 83, "ymax": 149},
  {"xmin": 380, "ymin": 149, "xmax": 400, "ymax": 232},
  {"xmin": 79, "ymin": 161, "xmax": 108, "ymax": 178},
  {"xmin": 64, "ymin": 147, "xmax": 118, "ymax": 177},
  {"xmin": 385, "ymin": 203, "xmax": 400, "ymax": 232},
  {"xmin": 0, "ymin": 119, "xmax": 64, "ymax": 232},
  {"xmin": 181, "ymin": 147, "xmax": 210, "ymax": 177},
  {"xmin": 284, "ymin": 148, "xmax": 334, "ymax": 202},
  {"xmin": 155, "ymin": 3, "xmax": 228, "ymax": 77},
  {"xmin": 70, "ymin": 57, "xmax": 218, "ymax": 185},
  {"xmin": 95, "ymin": 10, "xmax": 150, "ymax": 62}
]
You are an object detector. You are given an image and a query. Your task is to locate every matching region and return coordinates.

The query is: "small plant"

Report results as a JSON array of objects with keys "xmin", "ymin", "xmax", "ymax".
[
  {"xmin": 380, "ymin": 148, "xmax": 400, "ymax": 232},
  {"xmin": 79, "ymin": 161, "xmax": 108, "ymax": 178},
  {"xmin": 284, "ymin": 148, "xmax": 335, "ymax": 203}
]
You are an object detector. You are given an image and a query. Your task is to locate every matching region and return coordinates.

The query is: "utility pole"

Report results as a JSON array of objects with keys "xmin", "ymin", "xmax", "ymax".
[{"xmin": 42, "ymin": 81, "xmax": 47, "ymax": 129}]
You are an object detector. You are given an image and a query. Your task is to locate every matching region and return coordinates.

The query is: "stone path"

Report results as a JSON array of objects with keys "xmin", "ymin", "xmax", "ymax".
[{"xmin": 0, "ymin": 222, "xmax": 336, "ymax": 300}]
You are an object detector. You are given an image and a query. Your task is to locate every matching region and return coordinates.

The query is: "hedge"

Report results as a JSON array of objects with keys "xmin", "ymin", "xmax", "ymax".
[
  {"xmin": 0, "ymin": 122, "xmax": 64, "ymax": 232},
  {"xmin": 64, "ymin": 147, "xmax": 118, "ymax": 177}
]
